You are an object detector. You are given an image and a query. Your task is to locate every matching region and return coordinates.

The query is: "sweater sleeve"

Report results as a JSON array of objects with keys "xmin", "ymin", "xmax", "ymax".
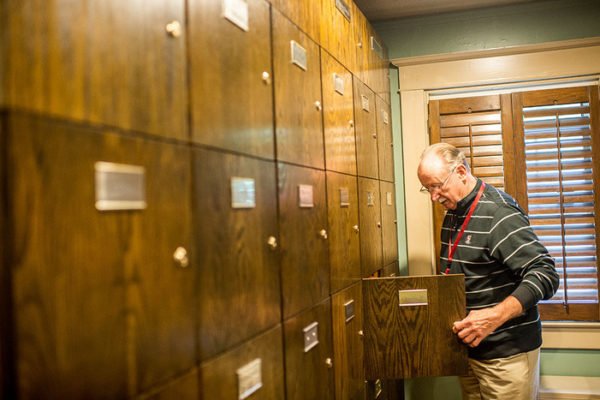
[{"xmin": 489, "ymin": 205, "xmax": 560, "ymax": 310}]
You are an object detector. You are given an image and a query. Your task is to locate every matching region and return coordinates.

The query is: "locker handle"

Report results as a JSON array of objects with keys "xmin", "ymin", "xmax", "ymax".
[
  {"xmin": 267, "ymin": 236, "xmax": 278, "ymax": 250},
  {"xmin": 353, "ymin": 225, "xmax": 359, "ymax": 233},
  {"xmin": 325, "ymin": 358, "xmax": 333, "ymax": 368},
  {"xmin": 349, "ymin": 120, "xmax": 354, "ymax": 128},
  {"xmin": 165, "ymin": 21, "xmax": 182, "ymax": 38},
  {"xmin": 319, "ymin": 229, "xmax": 328, "ymax": 240},
  {"xmin": 372, "ymin": 133, "xmax": 377, "ymax": 139},
  {"xmin": 262, "ymin": 71, "xmax": 271, "ymax": 85},
  {"xmin": 376, "ymin": 222, "xmax": 381, "ymax": 228},
  {"xmin": 173, "ymin": 246, "xmax": 189, "ymax": 268},
  {"xmin": 314, "ymin": 101, "xmax": 322, "ymax": 111},
  {"xmin": 358, "ymin": 330, "xmax": 364, "ymax": 337}
]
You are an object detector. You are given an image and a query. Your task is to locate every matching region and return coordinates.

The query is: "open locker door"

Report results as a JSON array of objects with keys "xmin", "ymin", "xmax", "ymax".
[{"xmin": 362, "ymin": 275, "xmax": 469, "ymax": 380}]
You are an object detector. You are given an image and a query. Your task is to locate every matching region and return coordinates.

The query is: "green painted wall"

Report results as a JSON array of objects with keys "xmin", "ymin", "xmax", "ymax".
[{"xmin": 381, "ymin": 0, "xmax": 600, "ymax": 397}]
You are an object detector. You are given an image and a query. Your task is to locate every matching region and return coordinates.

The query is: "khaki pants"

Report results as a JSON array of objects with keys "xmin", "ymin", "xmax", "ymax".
[{"xmin": 459, "ymin": 347, "xmax": 540, "ymax": 400}]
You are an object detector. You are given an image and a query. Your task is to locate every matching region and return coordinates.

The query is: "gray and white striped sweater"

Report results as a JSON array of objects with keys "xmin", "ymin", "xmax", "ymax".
[{"xmin": 441, "ymin": 179, "xmax": 559, "ymax": 360}]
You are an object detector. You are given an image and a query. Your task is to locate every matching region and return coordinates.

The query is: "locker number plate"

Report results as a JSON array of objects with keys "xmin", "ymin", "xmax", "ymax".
[
  {"xmin": 95, "ymin": 162, "xmax": 146, "ymax": 211},
  {"xmin": 367, "ymin": 191, "xmax": 375, "ymax": 207},
  {"xmin": 298, "ymin": 184, "xmax": 314, "ymax": 208},
  {"xmin": 399, "ymin": 289, "xmax": 428, "ymax": 307},
  {"xmin": 231, "ymin": 177, "xmax": 256, "ymax": 209},
  {"xmin": 361, "ymin": 95, "xmax": 370, "ymax": 112},
  {"xmin": 344, "ymin": 299, "xmax": 355, "ymax": 323},
  {"xmin": 387, "ymin": 192, "xmax": 393, "ymax": 206},
  {"xmin": 333, "ymin": 73, "xmax": 345, "ymax": 95},
  {"xmin": 223, "ymin": 0, "xmax": 249, "ymax": 32},
  {"xmin": 303, "ymin": 322, "xmax": 319, "ymax": 352},
  {"xmin": 339, "ymin": 187, "xmax": 350, "ymax": 207},
  {"xmin": 383, "ymin": 110, "xmax": 389, "ymax": 125},
  {"xmin": 237, "ymin": 358, "xmax": 262, "ymax": 400},
  {"xmin": 291, "ymin": 40, "xmax": 308, "ymax": 71},
  {"xmin": 335, "ymin": 0, "xmax": 352, "ymax": 21}
]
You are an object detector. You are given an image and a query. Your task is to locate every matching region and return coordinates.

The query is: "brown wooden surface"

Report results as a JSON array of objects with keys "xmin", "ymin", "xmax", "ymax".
[
  {"xmin": 366, "ymin": 379, "xmax": 405, "ymax": 400},
  {"xmin": 590, "ymin": 85, "xmax": 600, "ymax": 322},
  {"xmin": 321, "ymin": 0, "xmax": 357, "ymax": 74},
  {"xmin": 8, "ymin": 114, "xmax": 196, "ymax": 398},
  {"xmin": 194, "ymin": 149, "xmax": 281, "ymax": 361},
  {"xmin": 273, "ymin": 9, "xmax": 324, "ymax": 169},
  {"xmin": 137, "ymin": 368, "xmax": 199, "ymax": 400},
  {"xmin": 279, "ymin": 163, "xmax": 330, "ymax": 318},
  {"xmin": 321, "ymin": 49, "xmax": 357, "ymax": 175},
  {"xmin": 439, "ymin": 95, "xmax": 500, "ymax": 114},
  {"xmin": 200, "ymin": 325, "xmax": 285, "ymax": 400},
  {"xmin": 521, "ymin": 86, "xmax": 588, "ymax": 107},
  {"xmin": 500, "ymin": 93, "xmax": 517, "ymax": 198},
  {"xmin": 353, "ymin": 10, "xmax": 371, "ymax": 91},
  {"xmin": 332, "ymin": 283, "xmax": 365, "ymax": 400},
  {"xmin": 363, "ymin": 275, "xmax": 468, "ymax": 379},
  {"xmin": 189, "ymin": 0, "xmax": 274, "ymax": 159},
  {"xmin": 5, "ymin": 0, "xmax": 187, "ymax": 140},
  {"xmin": 382, "ymin": 262, "xmax": 400, "ymax": 278},
  {"xmin": 377, "ymin": 96, "xmax": 395, "ymax": 183},
  {"xmin": 380, "ymin": 181, "xmax": 399, "ymax": 267},
  {"xmin": 0, "ymin": 112, "xmax": 10, "ymax": 399},
  {"xmin": 358, "ymin": 177, "xmax": 383, "ymax": 277},
  {"xmin": 283, "ymin": 298, "xmax": 334, "ymax": 400},
  {"xmin": 428, "ymin": 100, "xmax": 444, "ymax": 273},
  {"xmin": 270, "ymin": 0, "xmax": 320, "ymax": 43},
  {"xmin": 326, "ymin": 171, "xmax": 361, "ymax": 293},
  {"xmin": 354, "ymin": 78, "xmax": 379, "ymax": 179}
]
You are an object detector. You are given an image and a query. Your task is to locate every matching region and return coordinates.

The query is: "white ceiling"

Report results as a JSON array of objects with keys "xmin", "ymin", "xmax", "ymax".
[{"xmin": 354, "ymin": 0, "xmax": 542, "ymax": 21}]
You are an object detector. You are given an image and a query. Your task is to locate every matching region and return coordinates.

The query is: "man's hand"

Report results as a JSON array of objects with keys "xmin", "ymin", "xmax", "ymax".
[{"xmin": 452, "ymin": 296, "xmax": 523, "ymax": 347}]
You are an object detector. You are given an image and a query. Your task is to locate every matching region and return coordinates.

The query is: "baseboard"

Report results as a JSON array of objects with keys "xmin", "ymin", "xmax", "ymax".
[{"xmin": 539, "ymin": 376, "xmax": 600, "ymax": 399}]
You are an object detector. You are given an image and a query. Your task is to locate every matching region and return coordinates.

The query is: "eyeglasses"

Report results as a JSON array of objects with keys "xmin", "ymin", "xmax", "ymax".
[{"xmin": 420, "ymin": 165, "xmax": 457, "ymax": 194}]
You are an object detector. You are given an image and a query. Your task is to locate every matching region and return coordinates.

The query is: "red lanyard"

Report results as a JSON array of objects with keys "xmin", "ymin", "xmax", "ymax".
[{"xmin": 445, "ymin": 182, "xmax": 486, "ymax": 274}]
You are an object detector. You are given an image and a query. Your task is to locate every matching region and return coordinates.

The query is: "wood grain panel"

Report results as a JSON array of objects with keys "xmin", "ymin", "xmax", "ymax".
[
  {"xmin": 137, "ymin": 368, "xmax": 199, "ymax": 400},
  {"xmin": 354, "ymin": 78, "xmax": 379, "ymax": 179},
  {"xmin": 321, "ymin": 0, "xmax": 357, "ymax": 74},
  {"xmin": 8, "ymin": 114, "xmax": 195, "ymax": 398},
  {"xmin": 0, "ymin": 112, "xmax": 11, "ymax": 399},
  {"xmin": 332, "ymin": 283, "xmax": 365, "ymax": 400},
  {"xmin": 521, "ymin": 86, "xmax": 588, "ymax": 107},
  {"xmin": 380, "ymin": 181, "xmax": 398, "ymax": 267},
  {"xmin": 376, "ymin": 96, "xmax": 394, "ymax": 183},
  {"xmin": 5, "ymin": 0, "xmax": 187, "ymax": 139},
  {"xmin": 273, "ymin": 9, "xmax": 324, "ymax": 169},
  {"xmin": 354, "ymin": 9, "xmax": 371, "ymax": 91},
  {"xmin": 358, "ymin": 177, "xmax": 383, "ymax": 277},
  {"xmin": 363, "ymin": 275, "xmax": 468, "ymax": 379},
  {"xmin": 200, "ymin": 325, "xmax": 285, "ymax": 400},
  {"xmin": 382, "ymin": 262, "xmax": 400, "ymax": 278},
  {"xmin": 194, "ymin": 149, "xmax": 280, "ymax": 361},
  {"xmin": 439, "ymin": 95, "xmax": 500, "ymax": 114},
  {"xmin": 321, "ymin": 49, "xmax": 356, "ymax": 175},
  {"xmin": 189, "ymin": 0, "xmax": 274, "ymax": 159},
  {"xmin": 270, "ymin": 0, "xmax": 320, "ymax": 43},
  {"xmin": 326, "ymin": 171, "xmax": 360, "ymax": 293},
  {"xmin": 279, "ymin": 163, "xmax": 329, "ymax": 318},
  {"xmin": 283, "ymin": 298, "xmax": 334, "ymax": 400}
]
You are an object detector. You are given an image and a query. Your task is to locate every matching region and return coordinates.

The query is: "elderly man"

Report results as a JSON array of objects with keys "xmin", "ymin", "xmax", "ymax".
[{"xmin": 417, "ymin": 143, "xmax": 559, "ymax": 400}]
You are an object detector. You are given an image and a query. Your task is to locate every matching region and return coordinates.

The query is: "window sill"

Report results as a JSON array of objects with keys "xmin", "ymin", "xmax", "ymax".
[{"xmin": 542, "ymin": 322, "xmax": 600, "ymax": 350}]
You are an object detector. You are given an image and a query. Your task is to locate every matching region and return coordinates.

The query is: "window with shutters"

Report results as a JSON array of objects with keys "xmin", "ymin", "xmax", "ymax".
[{"xmin": 429, "ymin": 86, "xmax": 600, "ymax": 321}]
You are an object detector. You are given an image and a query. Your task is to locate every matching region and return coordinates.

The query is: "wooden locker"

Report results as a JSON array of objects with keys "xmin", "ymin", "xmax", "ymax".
[
  {"xmin": 8, "ymin": 113, "xmax": 195, "ymax": 398},
  {"xmin": 369, "ymin": 28, "xmax": 390, "ymax": 104},
  {"xmin": 189, "ymin": 0, "xmax": 274, "ymax": 159},
  {"xmin": 332, "ymin": 283, "xmax": 364, "ymax": 400},
  {"xmin": 200, "ymin": 326, "xmax": 285, "ymax": 400},
  {"xmin": 194, "ymin": 149, "xmax": 281, "ymax": 361},
  {"xmin": 326, "ymin": 171, "xmax": 360, "ymax": 293},
  {"xmin": 273, "ymin": 9, "xmax": 324, "ymax": 169},
  {"xmin": 363, "ymin": 275, "xmax": 468, "ymax": 379},
  {"xmin": 283, "ymin": 298, "xmax": 335, "ymax": 400},
  {"xmin": 358, "ymin": 177, "xmax": 383, "ymax": 277},
  {"xmin": 321, "ymin": 0, "xmax": 357, "ymax": 74},
  {"xmin": 380, "ymin": 181, "xmax": 398, "ymax": 267},
  {"xmin": 4, "ymin": 0, "xmax": 187, "ymax": 140},
  {"xmin": 376, "ymin": 96, "xmax": 395, "ymax": 183},
  {"xmin": 353, "ymin": 77, "xmax": 379, "ymax": 179},
  {"xmin": 321, "ymin": 49, "xmax": 357, "ymax": 176},
  {"xmin": 270, "ymin": 0, "xmax": 320, "ymax": 43},
  {"xmin": 0, "ymin": 113, "xmax": 8, "ymax": 399},
  {"xmin": 353, "ymin": 8, "xmax": 372, "ymax": 91},
  {"xmin": 279, "ymin": 163, "xmax": 330, "ymax": 318},
  {"xmin": 136, "ymin": 369, "xmax": 199, "ymax": 400}
]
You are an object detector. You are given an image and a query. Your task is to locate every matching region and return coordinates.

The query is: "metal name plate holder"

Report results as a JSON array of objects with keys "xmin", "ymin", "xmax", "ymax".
[
  {"xmin": 383, "ymin": 109, "xmax": 389, "ymax": 125},
  {"xmin": 335, "ymin": 0, "xmax": 352, "ymax": 21},
  {"xmin": 231, "ymin": 177, "xmax": 256, "ymax": 209},
  {"xmin": 361, "ymin": 95, "xmax": 370, "ymax": 112},
  {"xmin": 290, "ymin": 40, "xmax": 308, "ymax": 71},
  {"xmin": 303, "ymin": 322, "xmax": 319, "ymax": 352},
  {"xmin": 95, "ymin": 162, "xmax": 146, "ymax": 211},
  {"xmin": 223, "ymin": 0, "xmax": 249, "ymax": 32},
  {"xmin": 339, "ymin": 187, "xmax": 350, "ymax": 207},
  {"xmin": 333, "ymin": 73, "xmax": 345, "ymax": 95},
  {"xmin": 344, "ymin": 299, "xmax": 355, "ymax": 323},
  {"xmin": 237, "ymin": 358, "xmax": 262, "ymax": 400},
  {"xmin": 298, "ymin": 184, "xmax": 314, "ymax": 208},
  {"xmin": 398, "ymin": 289, "xmax": 428, "ymax": 307},
  {"xmin": 367, "ymin": 191, "xmax": 375, "ymax": 207},
  {"xmin": 386, "ymin": 192, "xmax": 393, "ymax": 206}
]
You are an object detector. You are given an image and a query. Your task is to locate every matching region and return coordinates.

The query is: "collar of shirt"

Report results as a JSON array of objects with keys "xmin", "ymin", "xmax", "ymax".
[{"xmin": 453, "ymin": 178, "xmax": 484, "ymax": 216}]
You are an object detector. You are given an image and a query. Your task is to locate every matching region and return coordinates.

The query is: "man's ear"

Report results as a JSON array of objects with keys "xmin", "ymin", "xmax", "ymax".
[{"xmin": 456, "ymin": 164, "xmax": 468, "ymax": 179}]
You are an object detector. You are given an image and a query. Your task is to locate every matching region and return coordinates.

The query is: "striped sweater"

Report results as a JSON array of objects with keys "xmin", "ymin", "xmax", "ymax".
[{"xmin": 441, "ymin": 179, "xmax": 559, "ymax": 360}]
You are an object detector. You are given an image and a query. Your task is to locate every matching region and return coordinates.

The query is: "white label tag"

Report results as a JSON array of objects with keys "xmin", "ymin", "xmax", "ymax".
[
  {"xmin": 298, "ymin": 184, "xmax": 314, "ymax": 208},
  {"xmin": 387, "ymin": 192, "xmax": 393, "ymax": 206},
  {"xmin": 367, "ymin": 191, "xmax": 374, "ymax": 207},
  {"xmin": 339, "ymin": 187, "xmax": 350, "ymax": 207},
  {"xmin": 95, "ymin": 162, "xmax": 146, "ymax": 211},
  {"xmin": 231, "ymin": 177, "xmax": 256, "ymax": 209},
  {"xmin": 291, "ymin": 40, "xmax": 308, "ymax": 71},
  {"xmin": 361, "ymin": 95, "xmax": 370, "ymax": 112},
  {"xmin": 223, "ymin": 0, "xmax": 249, "ymax": 32},
  {"xmin": 237, "ymin": 358, "xmax": 262, "ymax": 400},
  {"xmin": 383, "ymin": 110, "xmax": 389, "ymax": 125},
  {"xmin": 333, "ymin": 73, "xmax": 345, "ymax": 95}
]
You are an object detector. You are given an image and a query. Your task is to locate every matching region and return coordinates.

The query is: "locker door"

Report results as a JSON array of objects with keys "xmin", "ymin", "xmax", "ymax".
[
  {"xmin": 194, "ymin": 149, "xmax": 280, "ymax": 361},
  {"xmin": 283, "ymin": 298, "xmax": 335, "ymax": 400},
  {"xmin": 0, "ymin": 114, "xmax": 7, "ymax": 399},
  {"xmin": 354, "ymin": 78, "xmax": 379, "ymax": 179},
  {"xmin": 320, "ymin": 0, "xmax": 357, "ymax": 74},
  {"xmin": 358, "ymin": 177, "xmax": 383, "ymax": 277},
  {"xmin": 353, "ymin": 9, "xmax": 372, "ymax": 91},
  {"xmin": 332, "ymin": 283, "xmax": 364, "ymax": 400},
  {"xmin": 279, "ymin": 163, "xmax": 330, "ymax": 318},
  {"xmin": 376, "ymin": 96, "xmax": 395, "ymax": 183},
  {"xmin": 326, "ymin": 171, "xmax": 360, "ymax": 293},
  {"xmin": 136, "ymin": 369, "xmax": 199, "ymax": 400},
  {"xmin": 379, "ymin": 181, "xmax": 398, "ymax": 267},
  {"xmin": 200, "ymin": 326, "xmax": 285, "ymax": 400},
  {"xmin": 189, "ymin": 0, "xmax": 274, "ymax": 159},
  {"xmin": 321, "ymin": 50, "xmax": 357, "ymax": 176},
  {"xmin": 5, "ymin": 0, "xmax": 187, "ymax": 140},
  {"xmin": 362, "ymin": 275, "xmax": 468, "ymax": 379},
  {"xmin": 273, "ymin": 9, "xmax": 324, "ymax": 169},
  {"xmin": 270, "ymin": 0, "xmax": 320, "ymax": 43}
]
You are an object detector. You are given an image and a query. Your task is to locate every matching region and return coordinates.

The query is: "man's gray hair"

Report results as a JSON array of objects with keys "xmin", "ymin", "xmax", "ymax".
[{"xmin": 420, "ymin": 142, "xmax": 470, "ymax": 172}]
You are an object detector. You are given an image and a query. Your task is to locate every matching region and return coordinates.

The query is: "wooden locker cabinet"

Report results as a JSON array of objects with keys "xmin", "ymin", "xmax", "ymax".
[
  {"xmin": 199, "ymin": 326, "xmax": 285, "ymax": 400},
  {"xmin": 5, "ymin": 0, "xmax": 187, "ymax": 140},
  {"xmin": 194, "ymin": 149, "xmax": 281, "ymax": 361},
  {"xmin": 380, "ymin": 181, "xmax": 399, "ymax": 267},
  {"xmin": 137, "ymin": 369, "xmax": 199, "ymax": 400},
  {"xmin": 320, "ymin": 0, "xmax": 357, "ymax": 75},
  {"xmin": 273, "ymin": 9, "xmax": 325, "ymax": 169},
  {"xmin": 376, "ymin": 96, "xmax": 395, "ymax": 183},
  {"xmin": 8, "ymin": 114, "xmax": 195, "ymax": 398},
  {"xmin": 189, "ymin": 0, "xmax": 274, "ymax": 159},
  {"xmin": 353, "ymin": 77, "xmax": 379, "ymax": 179},
  {"xmin": 353, "ymin": 9, "xmax": 372, "ymax": 92},
  {"xmin": 270, "ymin": 0, "xmax": 321, "ymax": 44},
  {"xmin": 362, "ymin": 275, "xmax": 468, "ymax": 380},
  {"xmin": 358, "ymin": 177, "xmax": 383, "ymax": 277},
  {"xmin": 321, "ymin": 50, "xmax": 357, "ymax": 176},
  {"xmin": 283, "ymin": 298, "xmax": 335, "ymax": 400},
  {"xmin": 326, "ymin": 171, "xmax": 361, "ymax": 293},
  {"xmin": 278, "ymin": 163, "xmax": 330, "ymax": 318}
]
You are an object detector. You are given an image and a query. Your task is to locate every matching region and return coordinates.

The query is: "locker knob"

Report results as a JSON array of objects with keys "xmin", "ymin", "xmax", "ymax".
[
  {"xmin": 358, "ymin": 330, "xmax": 364, "ymax": 337},
  {"xmin": 314, "ymin": 101, "xmax": 322, "ymax": 111},
  {"xmin": 349, "ymin": 120, "xmax": 354, "ymax": 127},
  {"xmin": 357, "ymin": 42, "xmax": 363, "ymax": 49},
  {"xmin": 267, "ymin": 236, "xmax": 278, "ymax": 250},
  {"xmin": 377, "ymin": 222, "xmax": 381, "ymax": 228},
  {"xmin": 372, "ymin": 133, "xmax": 377, "ymax": 139},
  {"xmin": 325, "ymin": 358, "xmax": 333, "ymax": 368},
  {"xmin": 165, "ymin": 21, "xmax": 182, "ymax": 38},
  {"xmin": 173, "ymin": 246, "xmax": 189, "ymax": 268},
  {"xmin": 319, "ymin": 229, "xmax": 328, "ymax": 240},
  {"xmin": 394, "ymin": 220, "xmax": 397, "ymax": 224},
  {"xmin": 390, "ymin": 142, "xmax": 394, "ymax": 148},
  {"xmin": 353, "ymin": 225, "xmax": 359, "ymax": 233},
  {"xmin": 262, "ymin": 71, "xmax": 271, "ymax": 85}
]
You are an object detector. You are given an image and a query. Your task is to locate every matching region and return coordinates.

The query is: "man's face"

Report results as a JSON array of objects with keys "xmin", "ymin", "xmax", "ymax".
[{"xmin": 417, "ymin": 157, "xmax": 463, "ymax": 210}]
